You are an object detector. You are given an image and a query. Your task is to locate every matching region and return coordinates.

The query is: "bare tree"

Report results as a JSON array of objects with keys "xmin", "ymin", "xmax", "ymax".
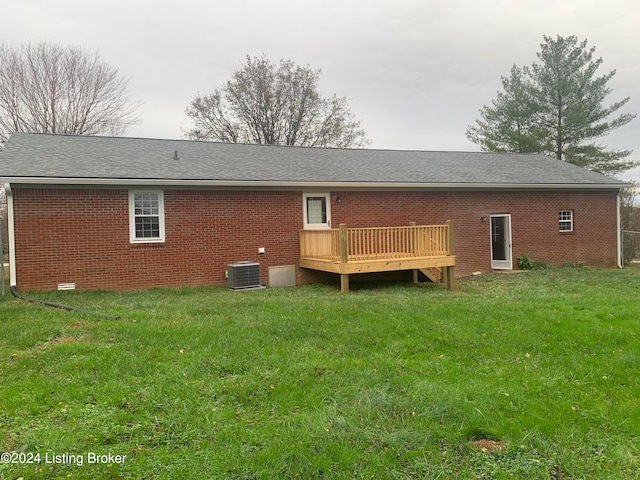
[
  {"xmin": 185, "ymin": 55, "xmax": 369, "ymax": 148},
  {"xmin": 0, "ymin": 42, "xmax": 141, "ymax": 145}
]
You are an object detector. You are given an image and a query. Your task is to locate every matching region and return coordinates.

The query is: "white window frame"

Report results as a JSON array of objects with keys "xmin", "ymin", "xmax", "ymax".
[
  {"xmin": 129, "ymin": 190, "xmax": 166, "ymax": 243},
  {"xmin": 559, "ymin": 210, "xmax": 573, "ymax": 232},
  {"xmin": 303, "ymin": 193, "xmax": 331, "ymax": 229}
]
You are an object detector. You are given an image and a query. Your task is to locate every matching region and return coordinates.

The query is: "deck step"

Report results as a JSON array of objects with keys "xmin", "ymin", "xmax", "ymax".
[{"xmin": 418, "ymin": 267, "xmax": 443, "ymax": 283}]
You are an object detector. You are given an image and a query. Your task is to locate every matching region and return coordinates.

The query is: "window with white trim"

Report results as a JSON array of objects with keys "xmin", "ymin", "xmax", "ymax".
[
  {"xmin": 303, "ymin": 193, "xmax": 331, "ymax": 229},
  {"xmin": 129, "ymin": 191, "xmax": 165, "ymax": 242},
  {"xmin": 559, "ymin": 210, "xmax": 573, "ymax": 232}
]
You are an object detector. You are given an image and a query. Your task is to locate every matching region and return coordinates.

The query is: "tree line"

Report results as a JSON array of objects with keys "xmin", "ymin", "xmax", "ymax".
[
  {"xmin": 0, "ymin": 37, "xmax": 635, "ymax": 176},
  {"xmin": 0, "ymin": 43, "xmax": 367, "ymax": 149}
]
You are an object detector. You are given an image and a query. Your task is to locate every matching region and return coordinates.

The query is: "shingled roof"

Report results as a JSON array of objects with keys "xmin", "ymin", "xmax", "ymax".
[{"xmin": 0, "ymin": 132, "xmax": 625, "ymax": 189}]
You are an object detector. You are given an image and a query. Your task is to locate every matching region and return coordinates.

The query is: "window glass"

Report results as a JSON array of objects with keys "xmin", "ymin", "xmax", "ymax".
[
  {"xmin": 135, "ymin": 216, "xmax": 160, "ymax": 238},
  {"xmin": 307, "ymin": 197, "xmax": 327, "ymax": 224},
  {"xmin": 559, "ymin": 210, "xmax": 573, "ymax": 232},
  {"xmin": 130, "ymin": 191, "xmax": 165, "ymax": 242},
  {"xmin": 135, "ymin": 194, "xmax": 159, "ymax": 216},
  {"xmin": 303, "ymin": 193, "xmax": 331, "ymax": 229}
]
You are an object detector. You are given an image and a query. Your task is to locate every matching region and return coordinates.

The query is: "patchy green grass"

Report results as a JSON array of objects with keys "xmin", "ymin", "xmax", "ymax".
[{"xmin": 1, "ymin": 266, "xmax": 640, "ymax": 479}]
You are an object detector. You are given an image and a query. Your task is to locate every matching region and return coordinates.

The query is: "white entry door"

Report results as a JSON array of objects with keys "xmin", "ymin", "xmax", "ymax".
[{"xmin": 490, "ymin": 214, "xmax": 512, "ymax": 270}]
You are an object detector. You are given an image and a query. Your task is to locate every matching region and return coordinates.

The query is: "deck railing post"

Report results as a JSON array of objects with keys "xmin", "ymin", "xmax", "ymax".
[
  {"xmin": 410, "ymin": 222, "xmax": 418, "ymax": 283},
  {"xmin": 339, "ymin": 224, "xmax": 349, "ymax": 292},
  {"xmin": 339, "ymin": 224, "xmax": 348, "ymax": 264}
]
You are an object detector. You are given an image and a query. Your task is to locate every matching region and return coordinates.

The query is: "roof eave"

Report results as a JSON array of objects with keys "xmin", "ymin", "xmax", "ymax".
[{"xmin": 0, "ymin": 177, "xmax": 628, "ymax": 190}]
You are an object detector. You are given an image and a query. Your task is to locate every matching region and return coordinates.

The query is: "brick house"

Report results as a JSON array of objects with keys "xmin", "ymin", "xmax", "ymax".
[{"xmin": 0, "ymin": 132, "xmax": 626, "ymax": 291}]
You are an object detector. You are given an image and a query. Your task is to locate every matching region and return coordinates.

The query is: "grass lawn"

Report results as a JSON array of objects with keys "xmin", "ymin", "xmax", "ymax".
[{"xmin": 1, "ymin": 266, "xmax": 639, "ymax": 479}]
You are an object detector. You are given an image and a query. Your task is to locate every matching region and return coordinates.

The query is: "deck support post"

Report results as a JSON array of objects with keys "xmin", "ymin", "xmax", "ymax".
[
  {"xmin": 445, "ymin": 266, "xmax": 455, "ymax": 290},
  {"xmin": 340, "ymin": 274, "xmax": 349, "ymax": 293},
  {"xmin": 446, "ymin": 220, "xmax": 455, "ymax": 290}
]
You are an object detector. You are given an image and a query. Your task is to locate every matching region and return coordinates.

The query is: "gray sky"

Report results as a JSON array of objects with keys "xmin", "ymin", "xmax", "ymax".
[{"xmin": 4, "ymin": 0, "xmax": 640, "ymax": 180}]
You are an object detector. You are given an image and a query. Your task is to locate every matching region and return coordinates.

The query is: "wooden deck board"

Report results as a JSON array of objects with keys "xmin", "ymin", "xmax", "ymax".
[{"xmin": 300, "ymin": 255, "xmax": 456, "ymax": 274}]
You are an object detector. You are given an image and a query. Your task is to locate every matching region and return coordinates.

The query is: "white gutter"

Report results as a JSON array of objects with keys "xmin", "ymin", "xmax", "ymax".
[
  {"xmin": 4, "ymin": 183, "xmax": 16, "ymax": 287},
  {"xmin": 0, "ymin": 176, "xmax": 627, "ymax": 191}
]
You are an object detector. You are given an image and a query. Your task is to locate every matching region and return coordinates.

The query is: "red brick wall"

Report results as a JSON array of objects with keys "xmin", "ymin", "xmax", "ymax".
[
  {"xmin": 13, "ymin": 188, "xmax": 301, "ymax": 290},
  {"xmin": 11, "ymin": 187, "xmax": 619, "ymax": 290},
  {"xmin": 330, "ymin": 190, "xmax": 619, "ymax": 276}
]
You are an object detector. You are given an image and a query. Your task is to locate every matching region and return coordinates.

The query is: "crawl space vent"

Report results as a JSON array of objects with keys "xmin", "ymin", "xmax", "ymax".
[{"xmin": 227, "ymin": 261, "xmax": 262, "ymax": 289}]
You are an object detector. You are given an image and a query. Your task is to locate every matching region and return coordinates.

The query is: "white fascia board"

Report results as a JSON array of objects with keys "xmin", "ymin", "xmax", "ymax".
[{"xmin": 0, "ymin": 177, "xmax": 627, "ymax": 190}]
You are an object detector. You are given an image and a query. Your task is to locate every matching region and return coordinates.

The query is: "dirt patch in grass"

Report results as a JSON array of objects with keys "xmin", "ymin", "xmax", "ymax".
[
  {"xmin": 470, "ymin": 439, "xmax": 508, "ymax": 453},
  {"xmin": 34, "ymin": 335, "xmax": 82, "ymax": 349},
  {"xmin": 5, "ymin": 335, "xmax": 88, "ymax": 364}
]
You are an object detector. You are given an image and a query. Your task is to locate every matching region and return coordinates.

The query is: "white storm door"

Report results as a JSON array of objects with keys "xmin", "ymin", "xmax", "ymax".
[{"xmin": 490, "ymin": 214, "xmax": 512, "ymax": 270}]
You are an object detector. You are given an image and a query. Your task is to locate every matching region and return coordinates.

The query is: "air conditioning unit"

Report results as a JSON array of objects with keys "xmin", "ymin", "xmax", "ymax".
[{"xmin": 227, "ymin": 261, "xmax": 262, "ymax": 289}]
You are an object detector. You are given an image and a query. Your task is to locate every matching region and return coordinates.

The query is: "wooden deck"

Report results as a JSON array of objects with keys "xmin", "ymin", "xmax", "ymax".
[{"xmin": 300, "ymin": 222, "xmax": 456, "ymax": 292}]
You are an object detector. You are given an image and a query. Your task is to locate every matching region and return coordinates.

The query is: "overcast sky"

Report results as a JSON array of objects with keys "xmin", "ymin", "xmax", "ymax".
[{"xmin": 4, "ymin": 0, "xmax": 640, "ymax": 180}]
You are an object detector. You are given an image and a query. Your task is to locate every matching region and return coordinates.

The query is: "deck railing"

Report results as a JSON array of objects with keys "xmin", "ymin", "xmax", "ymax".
[{"xmin": 300, "ymin": 222, "xmax": 453, "ymax": 263}]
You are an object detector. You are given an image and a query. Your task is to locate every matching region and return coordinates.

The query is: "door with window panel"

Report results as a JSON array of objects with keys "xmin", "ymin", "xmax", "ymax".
[
  {"xmin": 490, "ymin": 214, "xmax": 512, "ymax": 270},
  {"xmin": 303, "ymin": 193, "xmax": 331, "ymax": 229}
]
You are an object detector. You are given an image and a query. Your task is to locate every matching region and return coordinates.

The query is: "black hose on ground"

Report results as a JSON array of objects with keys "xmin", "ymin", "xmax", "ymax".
[{"xmin": 10, "ymin": 286, "xmax": 120, "ymax": 320}]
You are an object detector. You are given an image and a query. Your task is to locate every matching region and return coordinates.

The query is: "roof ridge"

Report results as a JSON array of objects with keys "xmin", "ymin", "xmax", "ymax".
[{"xmin": 9, "ymin": 132, "xmax": 546, "ymax": 156}]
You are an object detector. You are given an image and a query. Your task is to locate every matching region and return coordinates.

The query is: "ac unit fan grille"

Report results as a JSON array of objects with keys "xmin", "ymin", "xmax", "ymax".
[{"xmin": 227, "ymin": 262, "xmax": 261, "ymax": 289}]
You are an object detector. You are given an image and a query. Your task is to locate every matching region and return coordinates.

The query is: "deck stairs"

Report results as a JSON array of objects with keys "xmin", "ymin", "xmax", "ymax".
[{"xmin": 418, "ymin": 267, "xmax": 443, "ymax": 283}]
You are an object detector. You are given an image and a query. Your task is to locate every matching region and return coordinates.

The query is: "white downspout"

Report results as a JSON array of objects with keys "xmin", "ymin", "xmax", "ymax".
[
  {"xmin": 617, "ymin": 191, "xmax": 623, "ymax": 268},
  {"xmin": 4, "ymin": 183, "xmax": 16, "ymax": 286}
]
